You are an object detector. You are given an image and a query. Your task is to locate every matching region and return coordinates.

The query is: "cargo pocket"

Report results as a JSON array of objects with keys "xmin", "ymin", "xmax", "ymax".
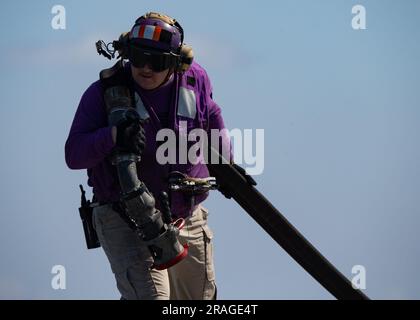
[
  {"xmin": 202, "ymin": 223, "xmax": 216, "ymax": 299},
  {"xmin": 202, "ymin": 224, "xmax": 215, "ymax": 282},
  {"xmin": 200, "ymin": 206, "xmax": 209, "ymax": 220}
]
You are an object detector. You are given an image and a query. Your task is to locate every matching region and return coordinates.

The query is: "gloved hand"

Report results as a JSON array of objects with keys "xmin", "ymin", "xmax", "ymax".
[
  {"xmin": 218, "ymin": 163, "xmax": 257, "ymax": 199},
  {"xmin": 115, "ymin": 110, "xmax": 146, "ymax": 156}
]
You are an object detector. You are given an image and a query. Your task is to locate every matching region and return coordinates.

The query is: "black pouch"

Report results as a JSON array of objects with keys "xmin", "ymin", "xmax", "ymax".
[{"xmin": 79, "ymin": 185, "xmax": 101, "ymax": 249}]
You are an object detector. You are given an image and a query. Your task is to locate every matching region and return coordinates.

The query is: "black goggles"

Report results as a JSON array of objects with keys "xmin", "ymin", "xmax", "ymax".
[{"xmin": 128, "ymin": 46, "xmax": 178, "ymax": 72}]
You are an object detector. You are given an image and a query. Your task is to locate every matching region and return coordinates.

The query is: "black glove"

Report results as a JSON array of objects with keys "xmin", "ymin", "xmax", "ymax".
[
  {"xmin": 218, "ymin": 163, "xmax": 257, "ymax": 199},
  {"xmin": 116, "ymin": 110, "xmax": 146, "ymax": 156}
]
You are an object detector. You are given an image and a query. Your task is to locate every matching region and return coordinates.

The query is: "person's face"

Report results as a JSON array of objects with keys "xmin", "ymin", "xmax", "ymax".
[{"xmin": 131, "ymin": 64, "xmax": 171, "ymax": 90}]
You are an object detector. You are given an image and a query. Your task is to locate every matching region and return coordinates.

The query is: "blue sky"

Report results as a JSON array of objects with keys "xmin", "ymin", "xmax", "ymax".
[{"xmin": 0, "ymin": 0, "xmax": 419, "ymax": 299}]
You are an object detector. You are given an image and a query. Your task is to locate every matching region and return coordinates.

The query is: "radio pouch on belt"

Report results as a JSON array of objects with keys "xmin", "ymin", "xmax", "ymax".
[{"xmin": 78, "ymin": 184, "xmax": 101, "ymax": 249}]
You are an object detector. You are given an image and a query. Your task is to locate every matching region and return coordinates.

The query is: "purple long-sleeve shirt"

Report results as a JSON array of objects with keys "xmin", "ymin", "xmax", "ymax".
[{"xmin": 65, "ymin": 61, "xmax": 229, "ymax": 217}]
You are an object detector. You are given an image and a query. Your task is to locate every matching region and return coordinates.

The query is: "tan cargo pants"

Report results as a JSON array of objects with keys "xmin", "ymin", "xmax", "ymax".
[{"xmin": 92, "ymin": 203, "xmax": 216, "ymax": 300}]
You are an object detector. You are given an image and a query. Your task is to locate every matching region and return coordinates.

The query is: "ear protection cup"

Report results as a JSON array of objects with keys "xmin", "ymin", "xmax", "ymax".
[
  {"xmin": 171, "ymin": 17, "xmax": 195, "ymax": 72},
  {"xmin": 177, "ymin": 44, "xmax": 194, "ymax": 72},
  {"xmin": 114, "ymin": 32, "xmax": 130, "ymax": 59}
]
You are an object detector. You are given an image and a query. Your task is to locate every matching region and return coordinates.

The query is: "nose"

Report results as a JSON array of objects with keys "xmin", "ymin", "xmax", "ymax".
[{"xmin": 141, "ymin": 63, "xmax": 153, "ymax": 72}]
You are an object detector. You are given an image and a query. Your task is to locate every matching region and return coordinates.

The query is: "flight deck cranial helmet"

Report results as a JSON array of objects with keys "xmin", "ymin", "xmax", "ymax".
[{"xmin": 124, "ymin": 12, "xmax": 194, "ymax": 73}]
